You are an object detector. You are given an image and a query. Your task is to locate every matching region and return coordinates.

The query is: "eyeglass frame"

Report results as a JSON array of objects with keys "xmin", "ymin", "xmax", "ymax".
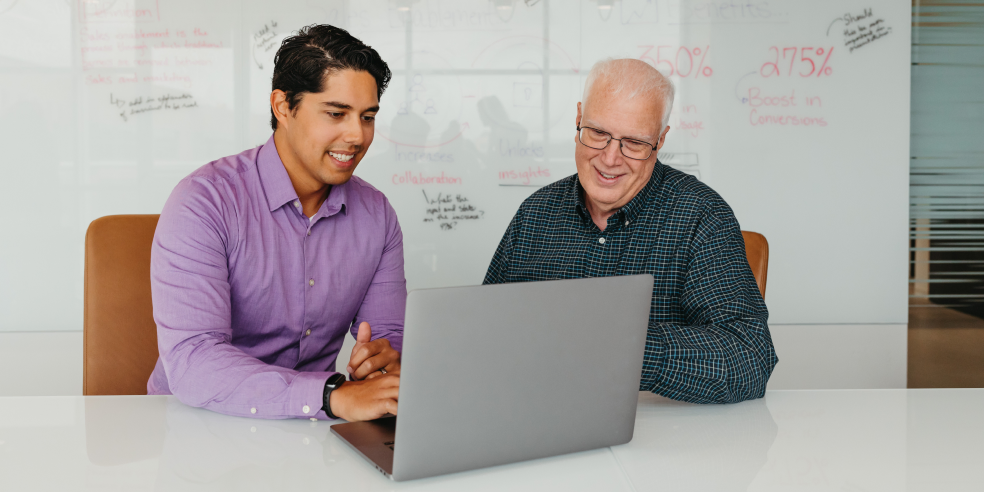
[{"xmin": 575, "ymin": 125, "xmax": 659, "ymax": 161}]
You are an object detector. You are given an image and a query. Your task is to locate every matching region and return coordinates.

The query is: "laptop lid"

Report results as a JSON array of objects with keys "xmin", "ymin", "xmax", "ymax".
[{"xmin": 390, "ymin": 274, "xmax": 653, "ymax": 481}]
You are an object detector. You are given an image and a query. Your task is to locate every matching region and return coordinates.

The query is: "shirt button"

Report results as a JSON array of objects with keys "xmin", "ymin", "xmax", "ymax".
[
  {"xmin": 625, "ymin": 220, "xmax": 630, "ymax": 226},
  {"xmin": 598, "ymin": 237, "xmax": 606, "ymax": 244},
  {"xmin": 250, "ymin": 408, "xmax": 256, "ymax": 414},
  {"xmin": 302, "ymin": 405, "xmax": 311, "ymax": 414},
  {"xmin": 309, "ymin": 279, "xmax": 315, "ymax": 286},
  {"xmin": 307, "ymin": 230, "xmax": 311, "ymax": 236},
  {"xmin": 305, "ymin": 329, "xmax": 311, "ymax": 336},
  {"xmin": 294, "ymin": 200, "xmax": 300, "ymax": 207}
]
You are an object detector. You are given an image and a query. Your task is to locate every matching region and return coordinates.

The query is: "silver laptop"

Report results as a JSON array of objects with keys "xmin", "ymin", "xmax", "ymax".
[{"xmin": 331, "ymin": 274, "xmax": 653, "ymax": 481}]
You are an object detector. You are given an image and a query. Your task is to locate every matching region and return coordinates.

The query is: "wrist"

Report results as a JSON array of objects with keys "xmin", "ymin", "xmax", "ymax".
[
  {"xmin": 322, "ymin": 373, "xmax": 346, "ymax": 419},
  {"xmin": 328, "ymin": 385, "xmax": 346, "ymax": 420}
]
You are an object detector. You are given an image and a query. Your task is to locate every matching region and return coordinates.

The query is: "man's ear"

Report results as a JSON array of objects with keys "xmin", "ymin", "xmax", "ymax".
[
  {"xmin": 576, "ymin": 101, "xmax": 582, "ymax": 127},
  {"xmin": 656, "ymin": 126, "xmax": 670, "ymax": 151},
  {"xmin": 271, "ymin": 90, "xmax": 291, "ymax": 130}
]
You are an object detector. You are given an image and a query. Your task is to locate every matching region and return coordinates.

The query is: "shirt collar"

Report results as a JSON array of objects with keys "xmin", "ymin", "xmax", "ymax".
[
  {"xmin": 256, "ymin": 134, "xmax": 349, "ymax": 216},
  {"xmin": 573, "ymin": 160, "xmax": 665, "ymax": 224},
  {"xmin": 322, "ymin": 179, "xmax": 349, "ymax": 217},
  {"xmin": 257, "ymin": 135, "xmax": 301, "ymax": 212},
  {"xmin": 619, "ymin": 160, "xmax": 665, "ymax": 222}
]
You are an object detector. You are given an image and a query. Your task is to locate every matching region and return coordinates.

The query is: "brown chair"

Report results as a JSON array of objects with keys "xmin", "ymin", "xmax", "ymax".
[
  {"xmin": 741, "ymin": 230, "xmax": 769, "ymax": 298},
  {"xmin": 84, "ymin": 215, "xmax": 161, "ymax": 395}
]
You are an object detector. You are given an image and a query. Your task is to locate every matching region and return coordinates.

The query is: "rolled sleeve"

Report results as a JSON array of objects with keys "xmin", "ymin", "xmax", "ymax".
[{"xmin": 352, "ymin": 198, "xmax": 407, "ymax": 353}]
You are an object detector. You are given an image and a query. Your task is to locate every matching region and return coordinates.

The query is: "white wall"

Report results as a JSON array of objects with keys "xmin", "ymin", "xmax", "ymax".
[
  {"xmin": 767, "ymin": 324, "xmax": 907, "ymax": 390},
  {"xmin": 0, "ymin": 332, "xmax": 83, "ymax": 396},
  {"xmin": 1, "ymin": 0, "xmax": 910, "ymax": 332}
]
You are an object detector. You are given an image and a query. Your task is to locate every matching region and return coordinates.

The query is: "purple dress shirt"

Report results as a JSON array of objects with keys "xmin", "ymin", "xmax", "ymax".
[{"xmin": 147, "ymin": 135, "xmax": 406, "ymax": 420}]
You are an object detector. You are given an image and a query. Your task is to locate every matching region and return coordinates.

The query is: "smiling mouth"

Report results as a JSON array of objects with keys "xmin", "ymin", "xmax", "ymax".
[
  {"xmin": 328, "ymin": 151, "xmax": 355, "ymax": 163},
  {"xmin": 596, "ymin": 167, "xmax": 623, "ymax": 182}
]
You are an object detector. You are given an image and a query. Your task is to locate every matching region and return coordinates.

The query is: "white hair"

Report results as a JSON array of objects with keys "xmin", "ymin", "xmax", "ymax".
[{"xmin": 582, "ymin": 58, "xmax": 675, "ymax": 131}]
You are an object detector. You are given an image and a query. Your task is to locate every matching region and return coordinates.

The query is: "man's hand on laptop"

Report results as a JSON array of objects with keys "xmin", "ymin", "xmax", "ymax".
[
  {"xmin": 347, "ymin": 322, "xmax": 401, "ymax": 380},
  {"xmin": 329, "ymin": 373, "xmax": 399, "ymax": 421}
]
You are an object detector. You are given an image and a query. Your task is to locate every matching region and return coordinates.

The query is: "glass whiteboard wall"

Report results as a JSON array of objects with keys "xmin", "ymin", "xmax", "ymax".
[{"xmin": 0, "ymin": 0, "xmax": 910, "ymax": 331}]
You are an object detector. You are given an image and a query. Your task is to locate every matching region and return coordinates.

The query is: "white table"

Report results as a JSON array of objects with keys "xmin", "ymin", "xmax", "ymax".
[{"xmin": 1, "ymin": 390, "xmax": 981, "ymax": 491}]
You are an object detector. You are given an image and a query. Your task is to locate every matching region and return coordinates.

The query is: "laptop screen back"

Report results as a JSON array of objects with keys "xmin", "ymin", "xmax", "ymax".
[{"xmin": 392, "ymin": 274, "xmax": 653, "ymax": 481}]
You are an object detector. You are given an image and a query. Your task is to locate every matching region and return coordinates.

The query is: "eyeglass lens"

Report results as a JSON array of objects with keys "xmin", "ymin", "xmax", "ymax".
[{"xmin": 578, "ymin": 127, "xmax": 653, "ymax": 160}]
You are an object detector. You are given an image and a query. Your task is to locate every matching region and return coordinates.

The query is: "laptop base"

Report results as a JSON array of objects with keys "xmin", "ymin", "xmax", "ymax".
[{"xmin": 331, "ymin": 417, "xmax": 396, "ymax": 478}]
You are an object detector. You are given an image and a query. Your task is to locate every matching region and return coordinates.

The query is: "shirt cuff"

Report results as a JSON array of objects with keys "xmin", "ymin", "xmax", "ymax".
[
  {"xmin": 384, "ymin": 334, "xmax": 403, "ymax": 354},
  {"xmin": 287, "ymin": 371, "xmax": 335, "ymax": 420}
]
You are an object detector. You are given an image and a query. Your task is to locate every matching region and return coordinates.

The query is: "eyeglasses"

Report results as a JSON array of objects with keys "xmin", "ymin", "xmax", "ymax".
[{"xmin": 576, "ymin": 125, "xmax": 657, "ymax": 161}]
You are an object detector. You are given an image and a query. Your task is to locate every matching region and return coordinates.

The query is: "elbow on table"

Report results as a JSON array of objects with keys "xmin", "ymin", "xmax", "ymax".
[
  {"xmin": 162, "ymin": 371, "xmax": 215, "ymax": 409},
  {"xmin": 157, "ymin": 359, "xmax": 218, "ymax": 411},
  {"xmin": 713, "ymin": 359, "xmax": 775, "ymax": 403},
  {"xmin": 712, "ymin": 341, "xmax": 778, "ymax": 403},
  {"xmin": 645, "ymin": 364, "xmax": 772, "ymax": 404}
]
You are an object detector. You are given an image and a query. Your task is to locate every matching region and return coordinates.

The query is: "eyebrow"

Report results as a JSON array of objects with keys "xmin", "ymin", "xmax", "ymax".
[
  {"xmin": 321, "ymin": 101, "xmax": 380, "ymax": 113},
  {"xmin": 584, "ymin": 119, "xmax": 653, "ymax": 142}
]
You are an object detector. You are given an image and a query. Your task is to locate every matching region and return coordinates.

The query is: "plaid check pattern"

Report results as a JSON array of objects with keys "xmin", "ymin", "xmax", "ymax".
[{"xmin": 484, "ymin": 162, "xmax": 778, "ymax": 404}]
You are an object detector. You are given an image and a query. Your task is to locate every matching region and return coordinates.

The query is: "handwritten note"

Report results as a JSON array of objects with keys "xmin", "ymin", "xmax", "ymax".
[
  {"xmin": 252, "ymin": 21, "xmax": 278, "ymax": 69},
  {"xmin": 79, "ymin": 0, "xmax": 160, "ymax": 23},
  {"xmin": 498, "ymin": 166, "xmax": 552, "ymax": 186},
  {"xmin": 675, "ymin": 104, "xmax": 705, "ymax": 137},
  {"xmin": 80, "ymin": 25, "xmax": 223, "ymax": 72},
  {"xmin": 421, "ymin": 191, "xmax": 485, "ymax": 231},
  {"xmin": 828, "ymin": 8, "xmax": 893, "ymax": 53},
  {"xmin": 111, "ymin": 93, "xmax": 198, "ymax": 122},
  {"xmin": 79, "ymin": 12, "xmax": 226, "ymax": 91}
]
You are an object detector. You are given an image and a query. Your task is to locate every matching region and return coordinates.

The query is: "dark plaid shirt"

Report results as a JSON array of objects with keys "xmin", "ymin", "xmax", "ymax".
[{"xmin": 484, "ymin": 162, "xmax": 778, "ymax": 404}]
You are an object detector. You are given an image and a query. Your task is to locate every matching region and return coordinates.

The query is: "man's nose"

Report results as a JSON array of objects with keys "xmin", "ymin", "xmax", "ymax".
[
  {"xmin": 342, "ymin": 116, "xmax": 365, "ymax": 146},
  {"xmin": 600, "ymin": 139, "xmax": 622, "ymax": 165}
]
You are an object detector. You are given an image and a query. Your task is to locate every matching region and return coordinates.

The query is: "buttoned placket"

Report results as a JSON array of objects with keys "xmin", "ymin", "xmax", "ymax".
[
  {"xmin": 592, "ymin": 211, "xmax": 631, "ymax": 273},
  {"xmin": 300, "ymin": 203, "xmax": 317, "ymax": 360},
  {"xmin": 611, "ymin": 210, "xmax": 638, "ymax": 275},
  {"xmin": 595, "ymin": 211, "xmax": 625, "ymax": 246}
]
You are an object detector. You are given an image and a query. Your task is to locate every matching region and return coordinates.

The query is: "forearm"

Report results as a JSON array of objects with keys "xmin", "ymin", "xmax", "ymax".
[
  {"xmin": 160, "ymin": 331, "xmax": 333, "ymax": 419},
  {"xmin": 640, "ymin": 317, "xmax": 777, "ymax": 404},
  {"xmin": 353, "ymin": 278, "xmax": 406, "ymax": 354},
  {"xmin": 352, "ymin": 199, "xmax": 407, "ymax": 354}
]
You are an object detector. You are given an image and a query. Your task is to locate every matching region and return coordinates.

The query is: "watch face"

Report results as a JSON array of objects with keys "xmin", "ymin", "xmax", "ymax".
[{"xmin": 327, "ymin": 373, "xmax": 346, "ymax": 388}]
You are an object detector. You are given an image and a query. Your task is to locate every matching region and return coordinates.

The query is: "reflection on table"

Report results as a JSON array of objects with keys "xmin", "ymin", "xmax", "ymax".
[{"xmin": 1, "ymin": 390, "xmax": 981, "ymax": 491}]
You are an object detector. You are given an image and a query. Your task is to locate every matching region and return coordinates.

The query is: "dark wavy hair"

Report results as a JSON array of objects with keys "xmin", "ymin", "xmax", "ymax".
[{"xmin": 270, "ymin": 24, "xmax": 392, "ymax": 130}]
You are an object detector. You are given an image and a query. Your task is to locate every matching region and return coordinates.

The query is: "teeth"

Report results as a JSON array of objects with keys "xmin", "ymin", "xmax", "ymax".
[
  {"xmin": 329, "ymin": 152, "xmax": 353, "ymax": 162},
  {"xmin": 600, "ymin": 171, "xmax": 617, "ymax": 179}
]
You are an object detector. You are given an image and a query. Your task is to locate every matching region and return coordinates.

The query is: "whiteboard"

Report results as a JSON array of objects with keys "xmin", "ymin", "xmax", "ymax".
[{"xmin": 0, "ymin": 0, "xmax": 909, "ymax": 332}]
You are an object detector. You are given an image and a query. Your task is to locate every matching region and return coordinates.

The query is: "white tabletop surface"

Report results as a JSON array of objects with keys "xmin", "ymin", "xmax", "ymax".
[{"xmin": 0, "ymin": 389, "xmax": 981, "ymax": 491}]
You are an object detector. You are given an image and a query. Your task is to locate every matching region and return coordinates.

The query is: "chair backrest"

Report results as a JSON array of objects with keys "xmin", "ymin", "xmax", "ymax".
[
  {"xmin": 741, "ymin": 230, "xmax": 769, "ymax": 298},
  {"xmin": 84, "ymin": 215, "xmax": 161, "ymax": 395}
]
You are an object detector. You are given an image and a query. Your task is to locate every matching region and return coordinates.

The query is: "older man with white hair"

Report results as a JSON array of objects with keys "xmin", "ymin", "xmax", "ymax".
[{"xmin": 484, "ymin": 58, "xmax": 777, "ymax": 404}]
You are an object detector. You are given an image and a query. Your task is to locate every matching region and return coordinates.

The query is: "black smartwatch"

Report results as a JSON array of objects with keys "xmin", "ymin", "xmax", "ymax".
[{"xmin": 322, "ymin": 373, "xmax": 346, "ymax": 419}]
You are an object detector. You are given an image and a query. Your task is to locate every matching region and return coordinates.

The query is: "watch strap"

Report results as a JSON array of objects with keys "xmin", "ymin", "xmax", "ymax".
[{"xmin": 322, "ymin": 373, "xmax": 345, "ymax": 419}]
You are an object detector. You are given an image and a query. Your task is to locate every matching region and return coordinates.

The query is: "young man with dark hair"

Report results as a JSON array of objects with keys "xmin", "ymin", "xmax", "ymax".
[{"xmin": 147, "ymin": 25, "xmax": 403, "ymax": 421}]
